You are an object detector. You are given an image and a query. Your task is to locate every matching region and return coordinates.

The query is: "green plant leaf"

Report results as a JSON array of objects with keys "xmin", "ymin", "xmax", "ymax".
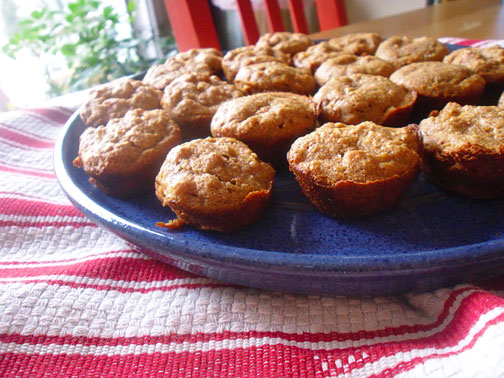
[
  {"xmin": 127, "ymin": 1, "xmax": 137, "ymax": 13},
  {"xmin": 61, "ymin": 43, "xmax": 76, "ymax": 57}
]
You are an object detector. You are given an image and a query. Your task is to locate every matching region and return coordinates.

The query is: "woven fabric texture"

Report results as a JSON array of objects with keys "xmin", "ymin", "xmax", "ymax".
[{"xmin": 1, "ymin": 39, "xmax": 504, "ymax": 377}]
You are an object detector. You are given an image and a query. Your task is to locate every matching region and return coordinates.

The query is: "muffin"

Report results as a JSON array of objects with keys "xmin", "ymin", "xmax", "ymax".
[
  {"xmin": 327, "ymin": 32, "xmax": 383, "ymax": 56},
  {"xmin": 314, "ymin": 74, "xmax": 417, "ymax": 127},
  {"xmin": 255, "ymin": 31, "xmax": 314, "ymax": 56},
  {"xmin": 234, "ymin": 62, "xmax": 316, "ymax": 95},
  {"xmin": 418, "ymin": 102, "xmax": 504, "ymax": 198},
  {"xmin": 161, "ymin": 73, "xmax": 244, "ymax": 140},
  {"xmin": 287, "ymin": 122, "xmax": 421, "ymax": 218},
  {"xmin": 375, "ymin": 36, "xmax": 450, "ymax": 68},
  {"xmin": 211, "ymin": 92, "xmax": 317, "ymax": 166},
  {"xmin": 390, "ymin": 61, "xmax": 485, "ymax": 114},
  {"xmin": 292, "ymin": 41, "xmax": 345, "ymax": 73},
  {"xmin": 443, "ymin": 46, "xmax": 504, "ymax": 86},
  {"xmin": 314, "ymin": 54, "xmax": 396, "ymax": 86},
  {"xmin": 143, "ymin": 48, "xmax": 223, "ymax": 90},
  {"xmin": 222, "ymin": 45, "xmax": 290, "ymax": 82},
  {"xmin": 155, "ymin": 137, "xmax": 275, "ymax": 232},
  {"xmin": 73, "ymin": 109, "xmax": 181, "ymax": 197},
  {"xmin": 80, "ymin": 79, "xmax": 162, "ymax": 127}
]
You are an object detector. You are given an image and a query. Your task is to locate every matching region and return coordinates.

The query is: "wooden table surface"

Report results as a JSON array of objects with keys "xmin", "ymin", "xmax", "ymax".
[{"xmin": 310, "ymin": 0, "xmax": 504, "ymax": 40}]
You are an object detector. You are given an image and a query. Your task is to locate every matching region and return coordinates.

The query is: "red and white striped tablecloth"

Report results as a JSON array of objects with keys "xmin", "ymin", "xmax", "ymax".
[{"xmin": 2, "ymin": 39, "xmax": 504, "ymax": 377}]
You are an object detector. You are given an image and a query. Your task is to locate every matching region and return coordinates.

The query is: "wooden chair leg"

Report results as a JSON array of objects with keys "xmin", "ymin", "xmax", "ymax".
[
  {"xmin": 163, "ymin": 0, "xmax": 221, "ymax": 51},
  {"xmin": 287, "ymin": 0, "xmax": 309, "ymax": 34},
  {"xmin": 236, "ymin": 0, "xmax": 260, "ymax": 45},
  {"xmin": 314, "ymin": 0, "xmax": 348, "ymax": 30}
]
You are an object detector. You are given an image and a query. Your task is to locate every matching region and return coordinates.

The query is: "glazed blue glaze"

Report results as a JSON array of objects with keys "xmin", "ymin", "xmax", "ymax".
[{"xmin": 54, "ymin": 106, "xmax": 504, "ymax": 296}]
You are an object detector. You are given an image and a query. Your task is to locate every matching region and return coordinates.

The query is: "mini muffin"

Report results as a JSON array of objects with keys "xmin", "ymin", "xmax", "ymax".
[
  {"xmin": 418, "ymin": 102, "xmax": 504, "ymax": 198},
  {"xmin": 80, "ymin": 79, "xmax": 162, "ymax": 127},
  {"xmin": 314, "ymin": 54, "xmax": 396, "ymax": 86},
  {"xmin": 375, "ymin": 36, "xmax": 450, "ymax": 68},
  {"xmin": 287, "ymin": 122, "xmax": 421, "ymax": 218},
  {"xmin": 327, "ymin": 32, "xmax": 383, "ymax": 56},
  {"xmin": 211, "ymin": 92, "xmax": 317, "ymax": 166},
  {"xmin": 143, "ymin": 48, "xmax": 223, "ymax": 90},
  {"xmin": 161, "ymin": 73, "xmax": 244, "ymax": 140},
  {"xmin": 390, "ymin": 62, "xmax": 485, "ymax": 115},
  {"xmin": 255, "ymin": 31, "xmax": 314, "ymax": 56},
  {"xmin": 234, "ymin": 62, "xmax": 316, "ymax": 95},
  {"xmin": 292, "ymin": 41, "xmax": 345, "ymax": 73},
  {"xmin": 314, "ymin": 74, "xmax": 417, "ymax": 127},
  {"xmin": 155, "ymin": 137, "xmax": 275, "ymax": 232},
  {"xmin": 73, "ymin": 109, "xmax": 181, "ymax": 197},
  {"xmin": 222, "ymin": 45, "xmax": 290, "ymax": 82},
  {"xmin": 443, "ymin": 46, "xmax": 504, "ymax": 86}
]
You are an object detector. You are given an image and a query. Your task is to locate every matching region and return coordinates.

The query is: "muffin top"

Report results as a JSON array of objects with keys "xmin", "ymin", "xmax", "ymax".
[
  {"xmin": 211, "ymin": 92, "xmax": 316, "ymax": 141},
  {"xmin": 155, "ymin": 137, "xmax": 275, "ymax": 212},
  {"xmin": 419, "ymin": 102, "xmax": 504, "ymax": 153},
  {"xmin": 76, "ymin": 108, "xmax": 181, "ymax": 177},
  {"xmin": 375, "ymin": 36, "xmax": 450, "ymax": 68},
  {"xmin": 143, "ymin": 48, "xmax": 223, "ymax": 90},
  {"xmin": 327, "ymin": 32, "xmax": 383, "ymax": 56},
  {"xmin": 314, "ymin": 54, "xmax": 396, "ymax": 86},
  {"xmin": 443, "ymin": 46, "xmax": 504, "ymax": 84},
  {"xmin": 234, "ymin": 62, "xmax": 316, "ymax": 95},
  {"xmin": 255, "ymin": 31, "xmax": 314, "ymax": 55},
  {"xmin": 292, "ymin": 41, "xmax": 345, "ymax": 72},
  {"xmin": 161, "ymin": 73, "xmax": 244, "ymax": 127},
  {"xmin": 389, "ymin": 61, "xmax": 485, "ymax": 98},
  {"xmin": 314, "ymin": 74, "xmax": 416, "ymax": 125},
  {"xmin": 287, "ymin": 122, "xmax": 421, "ymax": 185},
  {"xmin": 222, "ymin": 45, "xmax": 289, "ymax": 82},
  {"xmin": 80, "ymin": 79, "xmax": 162, "ymax": 127}
]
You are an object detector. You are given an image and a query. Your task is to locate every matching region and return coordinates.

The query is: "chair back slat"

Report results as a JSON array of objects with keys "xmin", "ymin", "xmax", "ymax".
[
  {"xmin": 287, "ymin": 0, "xmax": 310, "ymax": 34},
  {"xmin": 236, "ymin": 0, "xmax": 261, "ymax": 45},
  {"xmin": 264, "ymin": 0, "xmax": 285, "ymax": 32}
]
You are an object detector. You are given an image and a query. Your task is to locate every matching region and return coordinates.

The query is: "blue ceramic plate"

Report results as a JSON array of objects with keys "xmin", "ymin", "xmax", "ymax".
[{"xmin": 54, "ymin": 50, "xmax": 504, "ymax": 296}]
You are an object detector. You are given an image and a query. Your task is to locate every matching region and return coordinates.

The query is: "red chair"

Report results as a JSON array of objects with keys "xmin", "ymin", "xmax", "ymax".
[{"xmin": 163, "ymin": 0, "xmax": 348, "ymax": 51}]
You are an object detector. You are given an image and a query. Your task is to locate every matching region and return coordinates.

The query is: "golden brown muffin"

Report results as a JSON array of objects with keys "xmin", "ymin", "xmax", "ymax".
[
  {"xmin": 443, "ymin": 46, "xmax": 504, "ymax": 86},
  {"xmin": 314, "ymin": 54, "xmax": 396, "ymax": 86},
  {"xmin": 222, "ymin": 45, "xmax": 290, "ymax": 82},
  {"xmin": 327, "ymin": 32, "xmax": 383, "ymax": 56},
  {"xmin": 313, "ymin": 74, "xmax": 417, "ymax": 127},
  {"xmin": 390, "ymin": 61, "xmax": 485, "ymax": 114},
  {"xmin": 161, "ymin": 73, "xmax": 244, "ymax": 140},
  {"xmin": 292, "ymin": 41, "xmax": 345, "ymax": 73},
  {"xmin": 80, "ymin": 79, "xmax": 162, "ymax": 127},
  {"xmin": 375, "ymin": 36, "xmax": 450, "ymax": 68},
  {"xmin": 255, "ymin": 31, "xmax": 314, "ymax": 56},
  {"xmin": 143, "ymin": 48, "xmax": 223, "ymax": 90},
  {"xmin": 287, "ymin": 122, "xmax": 421, "ymax": 218},
  {"xmin": 498, "ymin": 91, "xmax": 504, "ymax": 108},
  {"xmin": 418, "ymin": 102, "xmax": 504, "ymax": 198},
  {"xmin": 211, "ymin": 92, "xmax": 317, "ymax": 166},
  {"xmin": 155, "ymin": 137, "xmax": 275, "ymax": 232},
  {"xmin": 234, "ymin": 62, "xmax": 316, "ymax": 95},
  {"xmin": 73, "ymin": 109, "xmax": 181, "ymax": 197}
]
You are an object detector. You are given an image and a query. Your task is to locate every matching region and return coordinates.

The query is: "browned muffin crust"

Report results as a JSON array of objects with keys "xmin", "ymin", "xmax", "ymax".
[
  {"xmin": 234, "ymin": 62, "xmax": 316, "ymax": 95},
  {"xmin": 314, "ymin": 74, "xmax": 417, "ymax": 126},
  {"xmin": 418, "ymin": 102, "xmax": 504, "ymax": 198},
  {"xmin": 155, "ymin": 137, "xmax": 275, "ymax": 232},
  {"xmin": 255, "ymin": 32, "xmax": 314, "ymax": 56},
  {"xmin": 292, "ymin": 41, "xmax": 345, "ymax": 73},
  {"xmin": 211, "ymin": 92, "xmax": 317, "ymax": 166},
  {"xmin": 161, "ymin": 73, "xmax": 244, "ymax": 140},
  {"xmin": 287, "ymin": 122, "xmax": 421, "ymax": 218},
  {"xmin": 443, "ymin": 46, "xmax": 504, "ymax": 86},
  {"xmin": 314, "ymin": 54, "xmax": 396, "ymax": 86},
  {"xmin": 79, "ymin": 79, "xmax": 162, "ymax": 127},
  {"xmin": 375, "ymin": 36, "xmax": 450, "ymax": 68},
  {"xmin": 222, "ymin": 45, "xmax": 290, "ymax": 82},
  {"xmin": 73, "ymin": 109, "xmax": 181, "ymax": 197},
  {"xmin": 390, "ymin": 61, "xmax": 485, "ymax": 111},
  {"xmin": 327, "ymin": 32, "xmax": 383, "ymax": 56},
  {"xmin": 143, "ymin": 48, "xmax": 223, "ymax": 90}
]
